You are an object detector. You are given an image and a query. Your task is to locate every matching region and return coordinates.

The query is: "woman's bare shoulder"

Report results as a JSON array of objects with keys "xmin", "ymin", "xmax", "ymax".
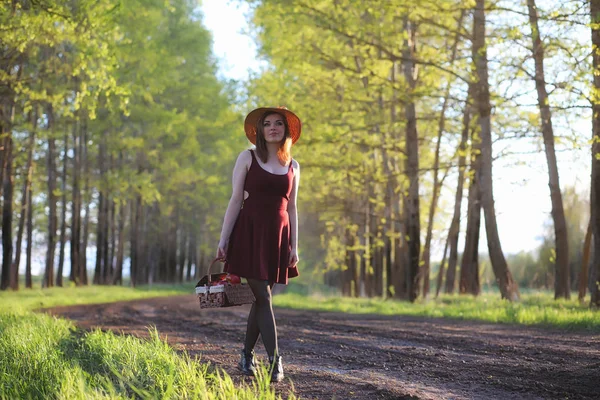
[{"xmin": 236, "ymin": 149, "xmax": 253, "ymax": 166}]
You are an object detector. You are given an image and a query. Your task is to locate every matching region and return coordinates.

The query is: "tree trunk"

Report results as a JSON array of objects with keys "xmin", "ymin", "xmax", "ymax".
[
  {"xmin": 25, "ymin": 178, "xmax": 33, "ymax": 289},
  {"xmin": 69, "ymin": 116, "xmax": 82, "ymax": 284},
  {"xmin": 56, "ymin": 132, "xmax": 68, "ymax": 287},
  {"xmin": 402, "ymin": 17, "xmax": 421, "ymax": 302},
  {"xmin": 94, "ymin": 134, "xmax": 107, "ymax": 284},
  {"xmin": 393, "ymin": 195, "xmax": 407, "ymax": 299},
  {"xmin": 107, "ymin": 152, "xmax": 117, "ymax": 282},
  {"xmin": 361, "ymin": 193, "xmax": 370, "ymax": 297},
  {"xmin": 421, "ymin": 10, "xmax": 464, "ymax": 299},
  {"xmin": 343, "ymin": 228, "xmax": 353, "ymax": 296},
  {"xmin": 102, "ymin": 195, "xmax": 111, "ymax": 283},
  {"xmin": 590, "ymin": 0, "xmax": 600, "ymax": 309},
  {"xmin": 527, "ymin": 0, "xmax": 570, "ymax": 300},
  {"xmin": 93, "ymin": 191, "xmax": 105, "ymax": 284},
  {"xmin": 421, "ymin": 108, "xmax": 444, "ymax": 298},
  {"xmin": 474, "ymin": 0, "xmax": 519, "ymax": 301},
  {"xmin": 80, "ymin": 121, "xmax": 90, "ymax": 285},
  {"xmin": 388, "ymin": 60, "xmax": 405, "ymax": 299},
  {"xmin": 148, "ymin": 206, "xmax": 159, "ymax": 284},
  {"xmin": 108, "ymin": 197, "xmax": 116, "ymax": 282},
  {"xmin": 435, "ymin": 230, "xmax": 451, "ymax": 298},
  {"xmin": 185, "ymin": 227, "xmax": 197, "ymax": 282},
  {"xmin": 140, "ymin": 202, "xmax": 149, "ymax": 284},
  {"xmin": 459, "ymin": 150, "xmax": 482, "ymax": 296},
  {"xmin": 579, "ymin": 219, "xmax": 593, "ymax": 302},
  {"xmin": 348, "ymin": 228, "xmax": 360, "ymax": 297},
  {"xmin": 130, "ymin": 196, "xmax": 140, "ymax": 286},
  {"xmin": 43, "ymin": 105, "xmax": 57, "ymax": 289},
  {"xmin": 15, "ymin": 110, "xmax": 37, "ymax": 262},
  {"xmin": 178, "ymin": 224, "xmax": 187, "ymax": 283},
  {"xmin": 112, "ymin": 202, "xmax": 127, "ymax": 285},
  {"xmin": 14, "ymin": 109, "xmax": 37, "ymax": 283},
  {"xmin": 1, "ymin": 101, "xmax": 15, "ymax": 290},
  {"xmin": 446, "ymin": 84, "xmax": 473, "ymax": 294}
]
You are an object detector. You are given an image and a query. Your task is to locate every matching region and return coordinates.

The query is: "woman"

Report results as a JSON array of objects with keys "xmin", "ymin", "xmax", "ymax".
[{"xmin": 216, "ymin": 107, "xmax": 301, "ymax": 383}]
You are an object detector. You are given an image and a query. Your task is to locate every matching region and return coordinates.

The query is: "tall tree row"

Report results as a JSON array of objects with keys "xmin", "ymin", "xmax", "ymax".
[
  {"xmin": 244, "ymin": 0, "xmax": 593, "ymax": 302},
  {"xmin": 1, "ymin": 0, "xmax": 597, "ymax": 304},
  {"xmin": 0, "ymin": 0, "xmax": 241, "ymax": 290}
]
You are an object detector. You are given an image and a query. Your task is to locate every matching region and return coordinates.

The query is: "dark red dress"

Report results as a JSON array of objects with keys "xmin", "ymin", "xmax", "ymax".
[{"xmin": 225, "ymin": 150, "xmax": 299, "ymax": 284}]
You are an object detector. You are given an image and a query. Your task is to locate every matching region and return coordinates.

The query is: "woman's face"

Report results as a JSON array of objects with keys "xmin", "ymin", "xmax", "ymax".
[{"xmin": 262, "ymin": 113, "xmax": 286, "ymax": 144}]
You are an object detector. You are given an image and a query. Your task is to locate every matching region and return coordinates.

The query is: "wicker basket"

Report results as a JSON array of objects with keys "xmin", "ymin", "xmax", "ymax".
[{"xmin": 195, "ymin": 258, "xmax": 255, "ymax": 309}]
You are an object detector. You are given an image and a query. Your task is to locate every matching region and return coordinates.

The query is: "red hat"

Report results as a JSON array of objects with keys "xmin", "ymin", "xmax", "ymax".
[{"xmin": 244, "ymin": 107, "xmax": 301, "ymax": 145}]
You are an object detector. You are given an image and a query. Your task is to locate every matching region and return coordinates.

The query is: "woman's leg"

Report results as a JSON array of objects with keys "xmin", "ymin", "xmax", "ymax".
[
  {"xmin": 243, "ymin": 302, "xmax": 259, "ymax": 352},
  {"xmin": 239, "ymin": 301, "xmax": 259, "ymax": 376},
  {"xmin": 246, "ymin": 279, "xmax": 278, "ymax": 358}
]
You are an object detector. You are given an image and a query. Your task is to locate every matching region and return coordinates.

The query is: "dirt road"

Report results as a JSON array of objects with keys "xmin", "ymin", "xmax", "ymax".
[{"xmin": 46, "ymin": 295, "xmax": 599, "ymax": 399}]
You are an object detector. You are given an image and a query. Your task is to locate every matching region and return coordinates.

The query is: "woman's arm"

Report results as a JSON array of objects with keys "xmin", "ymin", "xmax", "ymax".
[
  {"xmin": 217, "ymin": 150, "xmax": 251, "ymax": 259},
  {"xmin": 288, "ymin": 160, "xmax": 300, "ymax": 268}
]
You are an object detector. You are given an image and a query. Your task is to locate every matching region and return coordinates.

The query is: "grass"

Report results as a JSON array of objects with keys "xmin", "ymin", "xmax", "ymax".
[
  {"xmin": 274, "ymin": 283, "xmax": 600, "ymax": 331},
  {"xmin": 2, "ymin": 280, "xmax": 599, "ymax": 399},
  {"xmin": 0, "ymin": 283, "xmax": 191, "ymax": 314},
  {"xmin": 0, "ymin": 283, "xmax": 296, "ymax": 400}
]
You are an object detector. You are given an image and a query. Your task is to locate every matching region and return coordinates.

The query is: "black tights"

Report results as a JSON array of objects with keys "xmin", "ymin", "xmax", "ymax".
[{"xmin": 244, "ymin": 279, "xmax": 278, "ymax": 358}]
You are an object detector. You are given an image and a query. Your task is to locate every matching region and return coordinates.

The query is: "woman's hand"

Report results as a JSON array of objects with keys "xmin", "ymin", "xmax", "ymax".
[
  {"xmin": 288, "ymin": 249, "xmax": 299, "ymax": 268},
  {"xmin": 216, "ymin": 240, "xmax": 227, "ymax": 260}
]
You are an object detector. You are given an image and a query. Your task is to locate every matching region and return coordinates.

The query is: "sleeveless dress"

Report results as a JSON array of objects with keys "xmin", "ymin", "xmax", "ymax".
[{"xmin": 224, "ymin": 150, "xmax": 299, "ymax": 284}]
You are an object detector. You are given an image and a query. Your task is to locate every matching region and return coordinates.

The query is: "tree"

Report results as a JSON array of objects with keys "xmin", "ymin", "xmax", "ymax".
[
  {"xmin": 590, "ymin": 0, "xmax": 600, "ymax": 309},
  {"xmin": 459, "ymin": 83, "xmax": 482, "ymax": 296},
  {"xmin": 13, "ymin": 107, "xmax": 37, "ymax": 289},
  {"xmin": 446, "ymin": 83, "xmax": 473, "ymax": 294},
  {"xmin": 0, "ymin": 0, "xmax": 238, "ymax": 291},
  {"xmin": 402, "ymin": 16, "xmax": 422, "ymax": 302},
  {"xmin": 43, "ymin": 104, "xmax": 58, "ymax": 289},
  {"xmin": 422, "ymin": 10, "xmax": 465, "ymax": 298},
  {"xmin": 473, "ymin": 0, "xmax": 519, "ymax": 301},
  {"xmin": 526, "ymin": 0, "xmax": 570, "ymax": 299}
]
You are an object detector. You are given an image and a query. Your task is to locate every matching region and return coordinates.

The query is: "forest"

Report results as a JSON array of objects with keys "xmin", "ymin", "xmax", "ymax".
[{"xmin": 1, "ymin": 0, "xmax": 600, "ymax": 308}]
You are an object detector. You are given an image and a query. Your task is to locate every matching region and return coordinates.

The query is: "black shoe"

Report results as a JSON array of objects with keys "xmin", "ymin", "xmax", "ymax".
[
  {"xmin": 238, "ymin": 349, "xmax": 257, "ymax": 376},
  {"xmin": 269, "ymin": 355, "xmax": 284, "ymax": 382}
]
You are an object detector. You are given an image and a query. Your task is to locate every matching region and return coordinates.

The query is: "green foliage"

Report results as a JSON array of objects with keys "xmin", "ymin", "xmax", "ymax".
[
  {"xmin": 244, "ymin": 0, "xmax": 467, "ymax": 284},
  {"xmin": 534, "ymin": 186, "xmax": 589, "ymax": 289},
  {"xmin": 1, "ymin": 0, "xmax": 246, "ymax": 287},
  {"xmin": 241, "ymin": 0, "xmax": 595, "ymax": 300}
]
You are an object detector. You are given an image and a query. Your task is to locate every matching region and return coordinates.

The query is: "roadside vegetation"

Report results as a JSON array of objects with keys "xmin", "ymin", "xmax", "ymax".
[
  {"xmin": 276, "ymin": 283, "xmax": 600, "ymax": 331},
  {"xmin": 1, "ymin": 280, "xmax": 598, "ymax": 399},
  {"xmin": 0, "ymin": 285, "xmax": 296, "ymax": 400}
]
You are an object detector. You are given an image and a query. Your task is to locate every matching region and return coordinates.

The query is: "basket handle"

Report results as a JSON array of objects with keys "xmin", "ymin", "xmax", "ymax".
[{"xmin": 207, "ymin": 257, "xmax": 225, "ymax": 282}]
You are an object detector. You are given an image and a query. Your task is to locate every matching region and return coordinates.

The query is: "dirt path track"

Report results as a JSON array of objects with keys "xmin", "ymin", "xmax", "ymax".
[{"xmin": 46, "ymin": 295, "xmax": 599, "ymax": 399}]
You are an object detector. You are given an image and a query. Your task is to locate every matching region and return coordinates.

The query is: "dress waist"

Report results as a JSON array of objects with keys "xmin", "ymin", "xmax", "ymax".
[{"xmin": 243, "ymin": 197, "xmax": 288, "ymax": 211}]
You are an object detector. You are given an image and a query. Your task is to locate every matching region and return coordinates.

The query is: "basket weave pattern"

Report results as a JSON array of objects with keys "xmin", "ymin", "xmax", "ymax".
[
  {"xmin": 196, "ymin": 259, "xmax": 255, "ymax": 309},
  {"xmin": 198, "ymin": 285, "xmax": 255, "ymax": 309}
]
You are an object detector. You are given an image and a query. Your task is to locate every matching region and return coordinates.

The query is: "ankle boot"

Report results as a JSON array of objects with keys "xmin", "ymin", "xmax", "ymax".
[
  {"xmin": 238, "ymin": 349, "xmax": 257, "ymax": 376},
  {"xmin": 269, "ymin": 355, "xmax": 284, "ymax": 382}
]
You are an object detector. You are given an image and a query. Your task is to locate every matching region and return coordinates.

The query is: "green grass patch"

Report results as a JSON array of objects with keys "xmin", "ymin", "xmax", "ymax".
[
  {"xmin": 0, "ymin": 283, "xmax": 191, "ymax": 313},
  {"xmin": 0, "ymin": 284, "xmax": 295, "ymax": 399},
  {"xmin": 274, "ymin": 288, "xmax": 600, "ymax": 331}
]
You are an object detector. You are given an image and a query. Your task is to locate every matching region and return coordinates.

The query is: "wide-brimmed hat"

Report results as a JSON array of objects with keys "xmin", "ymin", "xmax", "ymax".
[{"xmin": 244, "ymin": 107, "xmax": 301, "ymax": 145}]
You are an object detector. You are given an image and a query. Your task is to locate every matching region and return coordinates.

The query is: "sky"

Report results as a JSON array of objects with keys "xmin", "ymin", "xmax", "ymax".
[
  {"xmin": 200, "ymin": 0, "xmax": 591, "ymax": 257},
  {"xmin": 201, "ymin": 1, "xmax": 258, "ymax": 81}
]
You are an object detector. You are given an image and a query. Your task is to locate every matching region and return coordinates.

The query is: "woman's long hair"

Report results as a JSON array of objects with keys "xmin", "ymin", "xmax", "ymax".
[{"xmin": 255, "ymin": 111, "xmax": 292, "ymax": 165}]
